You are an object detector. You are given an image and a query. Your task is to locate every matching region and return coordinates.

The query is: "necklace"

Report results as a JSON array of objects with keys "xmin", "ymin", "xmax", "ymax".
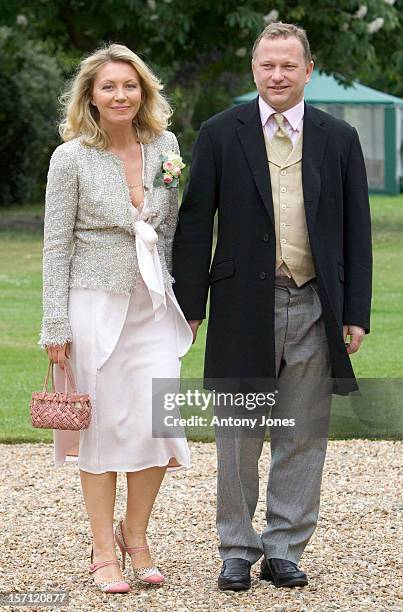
[{"xmin": 127, "ymin": 183, "xmax": 143, "ymax": 191}]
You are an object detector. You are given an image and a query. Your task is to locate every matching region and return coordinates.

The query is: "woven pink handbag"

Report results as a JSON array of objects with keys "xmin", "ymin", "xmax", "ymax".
[{"xmin": 30, "ymin": 360, "xmax": 91, "ymax": 430}]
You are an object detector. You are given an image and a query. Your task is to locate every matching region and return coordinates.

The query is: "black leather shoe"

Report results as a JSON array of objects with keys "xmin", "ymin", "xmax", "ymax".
[
  {"xmin": 260, "ymin": 558, "xmax": 308, "ymax": 588},
  {"xmin": 218, "ymin": 558, "xmax": 251, "ymax": 591}
]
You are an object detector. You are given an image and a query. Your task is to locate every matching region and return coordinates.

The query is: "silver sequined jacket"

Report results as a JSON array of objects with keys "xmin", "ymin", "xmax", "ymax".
[{"xmin": 40, "ymin": 130, "xmax": 181, "ymax": 347}]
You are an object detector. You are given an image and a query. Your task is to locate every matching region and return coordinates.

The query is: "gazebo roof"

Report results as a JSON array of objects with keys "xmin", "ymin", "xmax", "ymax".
[{"xmin": 234, "ymin": 71, "xmax": 403, "ymax": 105}]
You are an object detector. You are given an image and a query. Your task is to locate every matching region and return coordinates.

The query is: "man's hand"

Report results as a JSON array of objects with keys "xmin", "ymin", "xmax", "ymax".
[
  {"xmin": 343, "ymin": 325, "xmax": 365, "ymax": 354},
  {"xmin": 188, "ymin": 320, "xmax": 202, "ymax": 344},
  {"xmin": 46, "ymin": 343, "xmax": 70, "ymax": 369}
]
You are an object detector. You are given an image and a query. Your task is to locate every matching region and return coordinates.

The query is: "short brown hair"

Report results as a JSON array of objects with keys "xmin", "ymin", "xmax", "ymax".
[{"xmin": 252, "ymin": 22, "xmax": 312, "ymax": 64}]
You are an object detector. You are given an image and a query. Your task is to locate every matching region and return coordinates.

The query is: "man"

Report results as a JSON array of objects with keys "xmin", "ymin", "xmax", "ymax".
[{"xmin": 173, "ymin": 23, "xmax": 372, "ymax": 591}]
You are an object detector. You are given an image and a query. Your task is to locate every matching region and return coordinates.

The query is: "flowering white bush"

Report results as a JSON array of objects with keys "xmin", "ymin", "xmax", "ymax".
[
  {"xmin": 16, "ymin": 14, "xmax": 28, "ymax": 26},
  {"xmin": 367, "ymin": 17, "xmax": 384, "ymax": 33},
  {"xmin": 263, "ymin": 9, "xmax": 279, "ymax": 24},
  {"xmin": 235, "ymin": 47, "xmax": 247, "ymax": 57},
  {"xmin": 354, "ymin": 5, "xmax": 368, "ymax": 18}
]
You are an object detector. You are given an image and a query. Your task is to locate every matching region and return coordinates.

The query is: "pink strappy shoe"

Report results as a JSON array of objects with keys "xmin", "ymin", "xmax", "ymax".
[
  {"xmin": 114, "ymin": 520, "xmax": 165, "ymax": 585},
  {"xmin": 89, "ymin": 547, "xmax": 131, "ymax": 593}
]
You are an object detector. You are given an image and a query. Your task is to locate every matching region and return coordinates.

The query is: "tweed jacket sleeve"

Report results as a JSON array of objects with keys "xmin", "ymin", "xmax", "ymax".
[
  {"xmin": 39, "ymin": 145, "xmax": 78, "ymax": 347},
  {"xmin": 163, "ymin": 132, "xmax": 181, "ymax": 275}
]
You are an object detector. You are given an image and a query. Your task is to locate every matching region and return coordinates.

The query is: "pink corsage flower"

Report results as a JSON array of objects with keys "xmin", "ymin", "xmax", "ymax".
[
  {"xmin": 154, "ymin": 151, "xmax": 186, "ymax": 189},
  {"xmin": 163, "ymin": 174, "xmax": 174, "ymax": 184}
]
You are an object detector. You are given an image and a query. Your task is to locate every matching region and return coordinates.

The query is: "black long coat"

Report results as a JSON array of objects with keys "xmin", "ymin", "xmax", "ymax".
[{"xmin": 173, "ymin": 99, "xmax": 372, "ymax": 394}]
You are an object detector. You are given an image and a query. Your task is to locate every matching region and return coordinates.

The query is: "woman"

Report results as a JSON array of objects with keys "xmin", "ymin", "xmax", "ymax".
[{"xmin": 40, "ymin": 44, "xmax": 193, "ymax": 593}]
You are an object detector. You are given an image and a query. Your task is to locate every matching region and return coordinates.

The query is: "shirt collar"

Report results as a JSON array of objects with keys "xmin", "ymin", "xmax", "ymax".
[{"xmin": 258, "ymin": 96, "xmax": 305, "ymax": 131}]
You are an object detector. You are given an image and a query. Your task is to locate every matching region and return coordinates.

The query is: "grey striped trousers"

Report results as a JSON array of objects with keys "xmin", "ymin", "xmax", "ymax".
[{"xmin": 215, "ymin": 277, "xmax": 332, "ymax": 564}]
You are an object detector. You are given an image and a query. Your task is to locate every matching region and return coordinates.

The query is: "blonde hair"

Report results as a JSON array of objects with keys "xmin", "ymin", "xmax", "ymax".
[
  {"xmin": 59, "ymin": 44, "xmax": 172, "ymax": 147},
  {"xmin": 252, "ymin": 22, "xmax": 312, "ymax": 64}
]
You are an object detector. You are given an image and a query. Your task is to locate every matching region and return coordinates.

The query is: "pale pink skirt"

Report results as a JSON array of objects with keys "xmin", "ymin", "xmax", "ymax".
[{"xmin": 53, "ymin": 278, "xmax": 193, "ymax": 474}]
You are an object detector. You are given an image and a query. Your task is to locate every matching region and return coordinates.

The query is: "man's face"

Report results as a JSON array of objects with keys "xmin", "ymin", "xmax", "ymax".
[{"xmin": 252, "ymin": 35, "xmax": 314, "ymax": 112}]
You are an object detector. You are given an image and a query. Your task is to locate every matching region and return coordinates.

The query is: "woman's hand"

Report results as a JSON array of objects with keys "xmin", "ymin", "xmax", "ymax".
[{"xmin": 46, "ymin": 343, "xmax": 70, "ymax": 369}]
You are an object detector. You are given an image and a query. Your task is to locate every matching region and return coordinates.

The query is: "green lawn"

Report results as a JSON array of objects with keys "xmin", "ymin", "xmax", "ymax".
[{"xmin": 1, "ymin": 195, "xmax": 402, "ymax": 443}]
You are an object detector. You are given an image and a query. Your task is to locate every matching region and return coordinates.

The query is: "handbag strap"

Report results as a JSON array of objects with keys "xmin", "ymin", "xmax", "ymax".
[
  {"xmin": 43, "ymin": 361, "xmax": 54, "ymax": 392},
  {"xmin": 43, "ymin": 359, "xmax": 78, "ymax": 394}
]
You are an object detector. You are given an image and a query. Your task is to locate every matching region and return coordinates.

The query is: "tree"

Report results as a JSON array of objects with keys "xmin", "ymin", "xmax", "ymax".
[
  {"xmin": 356, "ymin": 0, "xmax": 403, "ymax": 97},
  {"xmin": 0, "ymin": 1, "xmax": 401, "ymax": 204},
  {"xmin": 0, "ymin": 27, "xmax": 64, "ymax": 205},
  {"xmin": 3, "ymin": 1, "xmax": 400, "ymax": 80}
]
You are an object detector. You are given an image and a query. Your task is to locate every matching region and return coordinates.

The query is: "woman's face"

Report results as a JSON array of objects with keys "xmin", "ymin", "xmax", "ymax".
[{"xmin": 91, "ymin": 61, "xmax": 142, "ymax": 127}]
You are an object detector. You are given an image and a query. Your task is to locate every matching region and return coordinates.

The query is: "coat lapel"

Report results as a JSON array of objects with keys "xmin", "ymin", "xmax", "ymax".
[
  {"xmin": 236, "ymin": 99, "xmax": 275, "ymax": 227},
  {"xmin": 302, "ymin": 104, "xmax": 329, "ymax": 226}
]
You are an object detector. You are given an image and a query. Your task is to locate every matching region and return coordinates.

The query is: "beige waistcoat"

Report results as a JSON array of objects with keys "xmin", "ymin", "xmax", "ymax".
[{"xmin": 264, "ymin": 129, "xmax": 316, "ymax": 286}]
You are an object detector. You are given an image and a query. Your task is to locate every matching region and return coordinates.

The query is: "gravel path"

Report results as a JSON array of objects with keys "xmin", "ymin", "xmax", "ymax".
[{"xmin": 0, "ymin": 441, "xmax": 402, "ymax": 611}]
